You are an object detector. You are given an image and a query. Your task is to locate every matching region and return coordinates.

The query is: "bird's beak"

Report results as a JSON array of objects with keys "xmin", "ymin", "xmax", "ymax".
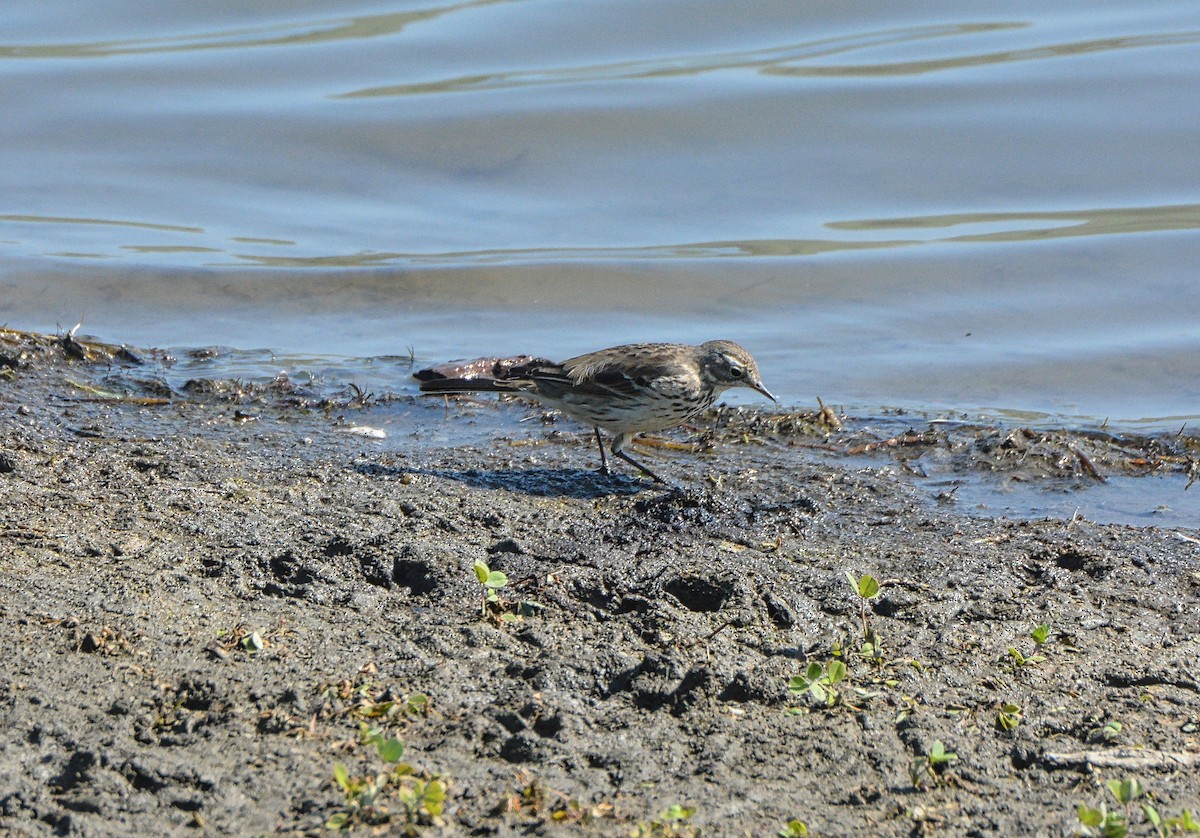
[{"xmin": 752, "ymin": 381, "xmax": 777, "ymax": 402}]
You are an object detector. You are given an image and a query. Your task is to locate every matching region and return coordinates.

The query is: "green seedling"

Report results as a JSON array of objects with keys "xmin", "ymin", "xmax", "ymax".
[
  {"xmin": 328, "ymin": 763, "xmax": 389, "ymax": 831},
  {"xmin": 474, "ymin": 560, "xmax": 508, "ymax": 617},
  {"xmin": 661, "ymin": 804, "xmax": 696, "ymax": 822},
  {"xmin": 1003, "ymin": 645, "xmax": 1046, "ymax": 671},
  {"xmin": 326, "ymin": 747, "xmax": 447, "ymax": 833},
  {"xmin": 1076, "ymin": 802, "xmax": 1126, "ymax": 838},
  {"xmin": 1078, "ymin": 778, "xmax": 1145, "ymax": 838},
  {"xmin": 1002, "ymin": 622, "xmax": 1053, "ymax": 673},
  {"xmin": 473, "ymin": 560, "xmax": 544, "ymax": 622},
  {"xmin": 789, "ymin": 660, "xmax": 848, "ymax": 709},
  {"xmin": 405, "ymin": 693, "xmax": 430, "ymax": 716},
  {"xmin": 894, "ymin": 694, "xmax": 920, "ymax": 724},
  {"xmin": 845, "ymin": 571, "xmax": 882, "ymax": 638},
  {"xmin": 360, "ymin": 724, "xmax": 405, "ymax": 763},
  {"xmin": 631, "ymin": 804, "xmax": 698, "ymax": 837},
  {"xmin": 1089, "ymin": 719, "xmax": 1123, "ymax": 744},
  {"xmin": 1165, "ymin": 809, "xmax": 1200, "ymax": 834},
  {"xmin": 778, "ymin": 819, "xmax": 809, "ymax": 837},
  {"xmin": 910, "ymin": 740, "xmax": 957, "ymax": 790},
  {"xmin": 1075, "ymin": 776, "xmax": 1200, "ymax": 838},
  {"xmin": 398, "ymin": 777, "xmax": 446, "ymax": 822},
  {"xmin": 996, "ymin": 702, "xmax": 1023, "ymax": 731}
]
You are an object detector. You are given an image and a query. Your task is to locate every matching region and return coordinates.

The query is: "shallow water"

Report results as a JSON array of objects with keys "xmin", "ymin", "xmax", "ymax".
[{"xmin": 2, "ymin": 0, "xmax": 1199, "ymax": 426}]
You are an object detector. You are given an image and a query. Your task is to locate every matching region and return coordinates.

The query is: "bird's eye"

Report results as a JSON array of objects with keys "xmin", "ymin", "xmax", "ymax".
[{"xmin": 729, "ymin": 366, "xmax": 744, "ymax": 378}]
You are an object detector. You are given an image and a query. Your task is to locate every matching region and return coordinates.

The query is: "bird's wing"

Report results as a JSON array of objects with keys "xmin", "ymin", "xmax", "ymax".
[{"xmin": 557, "ymin": 346, "xmax": 693, "ymax": 401}]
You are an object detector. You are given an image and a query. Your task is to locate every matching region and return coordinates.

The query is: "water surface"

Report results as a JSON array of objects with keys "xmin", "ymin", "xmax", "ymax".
[{"xmin": 2, "ymin": 0, "xmax": 1198, "ymax": 428}]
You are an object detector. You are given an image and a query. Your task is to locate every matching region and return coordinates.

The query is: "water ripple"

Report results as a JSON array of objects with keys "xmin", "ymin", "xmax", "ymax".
[
  {"xmin": 338, "ymin": 22, "xmax": 1200, "ymax": 97},
  {"xmin": 211, "ymin": 203, "xmax": 1200, "ymax": 267},
  {"xmin": 0, "ymin": 0, "xmax": 510, "ymax": 59}
]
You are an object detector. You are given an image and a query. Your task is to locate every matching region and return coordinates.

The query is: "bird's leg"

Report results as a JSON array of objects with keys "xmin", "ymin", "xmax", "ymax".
[
  {"xmin": 592, "ymin": 427, "xmax": 610, "ymax": 474},
  {"xmin": 611, "ymin": 433, "xmax": 669, "ymax": 484},
  {"xmin": 612, "ymin": 449, "xmax": 670, "ymax": 484}
]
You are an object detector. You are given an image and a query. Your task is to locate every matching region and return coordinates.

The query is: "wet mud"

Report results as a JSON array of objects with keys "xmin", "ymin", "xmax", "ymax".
[{"xmin": 1, "ymin": 329, "xmax": 1198, "ymax": 836}]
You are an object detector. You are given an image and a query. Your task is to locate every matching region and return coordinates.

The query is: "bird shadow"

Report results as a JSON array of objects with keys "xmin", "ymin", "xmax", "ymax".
[{"xmin": 357, "ymin": 463, "xmax": 652, "ymax": 498}]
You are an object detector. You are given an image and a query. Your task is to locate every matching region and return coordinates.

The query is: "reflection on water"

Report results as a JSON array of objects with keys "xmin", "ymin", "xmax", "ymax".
[
  {"xmin": 339, "ymin": 22, "xmax": 1030, "ymax": 98},
  {"xmin": 5, "ymin": 202, "xmax": 1197, "ymax": 267},
  {"xmin": 0, "ymin": 2, "xmax": 509, "ymax": 59},
  {"xmin": 1, "ymin": 0, "xmax": 1199, "ymax": 430},
  {"xmin": 828, "ymin": 204, "xmax": 1200, "ymax": 244}
]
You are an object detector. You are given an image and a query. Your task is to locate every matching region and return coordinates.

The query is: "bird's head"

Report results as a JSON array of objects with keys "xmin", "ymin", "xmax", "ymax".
[{"xmin": 699, "ymin": 340, "xmax": 775, "ymax": 402}]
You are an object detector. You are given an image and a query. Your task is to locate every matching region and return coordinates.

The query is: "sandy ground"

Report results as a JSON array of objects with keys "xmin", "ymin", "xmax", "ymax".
[{"xmin": 1, "ymin": 328, "xmax": 1199, "ymax": 837}]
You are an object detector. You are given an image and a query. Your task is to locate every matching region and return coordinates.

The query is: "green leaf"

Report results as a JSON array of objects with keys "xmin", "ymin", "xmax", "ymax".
[
  {"xmin": 1077, "ymin": 806, "xmax": 1103, "ymax": 827},
  {"xmin": 1107, "ymin": 778, "xmax": 1143, "ymax": 805},
  {"xmin": 845, "ymin": 571, "xmax": 880, "ymax": 598},
  {"xmin": 928, "ymin": 741, "xmax": 957, "ymax": 764},
  {"xmin": 787, "ymin": 676, "xmax": 810, "ymax": 694},
  {"xmin": 859, "ymin": 575, "xmax": 880, "ymax": 599},
  {"xmin": 804, "ymin": 661, "xmax": 824, "ymax": 681},
  {"xmin": 826, "ymin": 660, "xmax": 847, "ymax": 684},
  {"xmin": 1143, "ymin": 804, "xmax": 1162, "ymax": 828},
  {"xmin": 473, "ymin": 561, "xmax": 489, "ymax": 583},
  {"xmin": 485, "ymin": 570, "xmax": 508, "ymax": 589},
  {"xmin": 377, "ymin": 737, "xmax": 404, "ymax": 763},
  {"xmin": 1031, "ymin": 623, "xmax": 1050, "ymax": 644},
  {"xmin": 1172, "ymin": 808, "xmax": 1200, "ymax": 832},
  {"xmin": 662, "ymin": 804, "xmax": 695, "ymax": 821},
  {"xmin": 333, "ymin": 763, "xmax": 351, "ymax": 792},
  {"xmin": 424, "ymin": 779, "xmax": 447, "ymax": 816},
  {"xmin": 325, "ymin": 812, "xmax": 350, "ymax": 831}
]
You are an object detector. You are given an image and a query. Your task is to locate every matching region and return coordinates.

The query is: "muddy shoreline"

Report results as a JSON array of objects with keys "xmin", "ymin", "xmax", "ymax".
[{"xmin": 2, "ymin": 329, "xmax": 1198, "ymax": 836}]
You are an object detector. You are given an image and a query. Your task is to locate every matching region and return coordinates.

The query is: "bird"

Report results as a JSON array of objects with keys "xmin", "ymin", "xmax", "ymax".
[{"xmin": 416, "ymin": 340, "xmax": 775, "ymax": 483}]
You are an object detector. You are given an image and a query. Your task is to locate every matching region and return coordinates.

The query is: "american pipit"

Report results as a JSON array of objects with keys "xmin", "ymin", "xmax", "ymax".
[{"xmin": 417, "ymin": 340, "xmax": 775, "ymax": 483}]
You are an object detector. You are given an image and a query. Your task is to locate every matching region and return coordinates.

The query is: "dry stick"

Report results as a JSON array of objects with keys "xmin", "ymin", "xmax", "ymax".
[
  {"xmin": 1070, "ymin": 445, "xmax": 1107, "ymax": 483},
  {"xmin": 1041, "ymin": 749, "xmax": 1200, "ymax": 771}
]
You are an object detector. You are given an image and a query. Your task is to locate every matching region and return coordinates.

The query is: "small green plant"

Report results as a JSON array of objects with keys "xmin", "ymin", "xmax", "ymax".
[
  {"xmin": 910, "ymin": 740, "xmax": 957, "ymax": 790},
  {"xmin": 474, "ymin": 560, "xmax": 509, "ymax": 618},
  {"xmin": 1003, "ymin": 623, "xmax": 1050, "ymax": 673},
  {"xmin": 632, "ymin": 804, "xmax": 698, "ymax": 837},
  {"xmin": 845, "ymin": 571, "xmax": 882, "ymax": 638},
  {"xmin": 1166, "ymin": 809, "xmax": 1200, "ymax": 834},
  {"xmin": 789, "ymin": 660, "xmax": 848, "ymax": 709},
  {"xmin": 1003, "ymin": 645, "xmax": 1046, "ymax": 672},
  {"xmin": 996, "ymin": 702, "xmax": 1023, "ymax": 731},
  {"xmin": 327, "ymin": 763, "xmax": 386, "ymax": 831},
  {"xmin": 778, "ymin": 819, "xmax": 809, "ymax": 837},
  {"xmin": 1075, "ymin": 776, "xmax": 1200, "ymax": 838},
  {"xmin": 397, "ymin": 777, "xmax": 447, "ymax": 825},
  {"xmin": 325, "ymin": 727, "xmax": 447, "ymax": 833},
  {"xmin": 1078, "ymin": 779, "xmax": 1144, "ymax": 838},
  {"xmin": 361, "ymin": 724, "xmax": 405, "ymax": 762},
  {"xmin": 1089, "ymin": 719, "xmax": 1123, "ymax": 744},
  {"xmin": 405, "ymin": 693, "xmax": 430, "ymax": 716}
]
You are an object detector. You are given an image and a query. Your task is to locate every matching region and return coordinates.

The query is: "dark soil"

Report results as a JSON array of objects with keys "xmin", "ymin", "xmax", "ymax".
[{"xmin": 2, "ymin": 328, "xmax": 1198, "ymax": 837}]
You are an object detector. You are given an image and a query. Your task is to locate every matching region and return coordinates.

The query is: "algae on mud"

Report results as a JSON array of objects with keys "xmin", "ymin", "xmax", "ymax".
[{"xmin": 1, "ymin": 328, "xmax": 1198, "ymax": 836}]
